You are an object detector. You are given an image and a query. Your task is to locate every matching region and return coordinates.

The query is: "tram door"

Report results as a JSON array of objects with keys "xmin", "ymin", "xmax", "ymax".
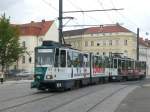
[
  {"xmin": 54, "ymin": 48, "xmax": 67, "ymax": 80},
  {"xmin": 113, "ymin": 58, "xmax": 119, "ymax": 76}
]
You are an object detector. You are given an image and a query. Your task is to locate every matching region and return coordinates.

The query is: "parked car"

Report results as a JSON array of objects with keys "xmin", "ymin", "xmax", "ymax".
[{"xmin": 16, "ymin": 71, "xmax": 32, "ymax": 77}]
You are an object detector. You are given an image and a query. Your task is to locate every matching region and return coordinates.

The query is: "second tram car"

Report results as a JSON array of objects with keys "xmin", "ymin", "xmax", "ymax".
[{"xmin": 31, "ymin": 41, "xmax": 146, "ymax": 90}]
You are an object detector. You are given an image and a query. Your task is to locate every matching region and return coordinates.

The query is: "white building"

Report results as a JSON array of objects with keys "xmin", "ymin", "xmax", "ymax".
[
  {"xmin": 12, "ymin": 20, "xmax": 58, "ymax": 73},
  {"xmin": 139, "ymin": 38, "xmax": 150, "ymax": 75}
]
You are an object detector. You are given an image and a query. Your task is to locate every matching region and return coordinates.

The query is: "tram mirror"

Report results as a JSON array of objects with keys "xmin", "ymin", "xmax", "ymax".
[{"xmin": 29, "ymin": 57, "xmax": 32, "ymax": 63}]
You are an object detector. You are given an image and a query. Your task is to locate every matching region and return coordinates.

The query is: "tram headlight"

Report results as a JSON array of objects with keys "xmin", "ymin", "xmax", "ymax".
[{"xmin": 46, "ymin": 75, "xmax": 53, "ymax": 79}]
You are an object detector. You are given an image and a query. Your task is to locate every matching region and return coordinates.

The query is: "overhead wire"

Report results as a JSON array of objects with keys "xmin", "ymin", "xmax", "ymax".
[
  {"xmin": 97, "ymin": 0, "xmax": 114, "ymax": 23},
  {"xmin": 109, "ymin": 0, "xmax": 137, "ymax": 26},
  {"xmin": 41, "ymin": 0, "xmax": 58, "ymax": 12},
  {"xmin": 109, "ymin": 0, "xmax": 149, "ymax": 36},
  {"xmin": 65, "ymin": 0, "xmax": 102, "ymax": 28}
]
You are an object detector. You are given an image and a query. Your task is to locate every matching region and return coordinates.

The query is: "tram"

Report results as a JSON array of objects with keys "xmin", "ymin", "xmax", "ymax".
[{"xmin": 31, "ymin": 41, "xmax": 146, "ymax": 90}]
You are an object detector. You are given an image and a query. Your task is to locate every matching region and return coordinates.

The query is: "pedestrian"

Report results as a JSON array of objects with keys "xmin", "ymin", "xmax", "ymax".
[{"xmin": 0, "ymin": 71, "xmax": 4, "ymax": 84}]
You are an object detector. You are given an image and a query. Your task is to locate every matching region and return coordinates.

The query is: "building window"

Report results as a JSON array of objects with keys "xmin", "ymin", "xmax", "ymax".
[
  {"xmin": 74, "ymin": 42, "xmax": 76, "ymax": 47},
  {"xmin": 109, "ymin": 40, "xmax": 112, "ymax": 46},
  {"xmin": 103, "ymin": 40, "xmax": 106, "ymax": 46},
  {"xmin": 124, "ymin": 50, "xmax": 128, "ymax": 57},
  {"xmin": 116, "ymin": 40, "xmax": 119, "ymax": 45},
  {"xmin": 91, "ymin": 41, "xmax": 94, "ymax": 46},
  {"xmin": 85, "ymin": 41, "xmax": 88, "ymax": 47},
  {"xmin": 109, "ymin": 52, "xmax": 112, "ymax": 57},
  {"xmin": 76, "ymin": 42, "xmax": 78, "ymax": 47},
  {"xmin": 103, "ymin": 33, "xmax": 105, "ymax": 36},
  {"xmin": 29, "ymin": 57, "xmax": 32, "ymax": 63},
  {"xmin": 22, "ymin": 56, "xmax": 25, "ymax": 64},
  {"xmin": 78, "ymin": 42, "xmax": 81, "ymax": 47},
  {"xmin": 73, "ymin": 42, "xmax": 76, "ymax": 47},
  {"xmin": 97, "ymin": 43, "xmax": 100, "ymax": 46},
  {"xmin": 22, "ymin": 41, "xmax": 26, "ymax": 48},
  {"xmin": 103, "ymin": 52, "xmax": 106, "ymax": 55},
  {"xmin": 124, "ymin": 40, "xmax": 128, "ymax": 46}
]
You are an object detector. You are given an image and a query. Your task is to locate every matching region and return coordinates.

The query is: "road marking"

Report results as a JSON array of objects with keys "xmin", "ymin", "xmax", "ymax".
[{"xmin": 143, "ymin": 84, "xmax": 150, "ymax": 87}]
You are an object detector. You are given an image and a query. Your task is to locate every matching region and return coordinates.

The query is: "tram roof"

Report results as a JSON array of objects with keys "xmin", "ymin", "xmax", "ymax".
[{"xmin": 36, "ymin": 41, "xmax": 81, "ymax": 51}]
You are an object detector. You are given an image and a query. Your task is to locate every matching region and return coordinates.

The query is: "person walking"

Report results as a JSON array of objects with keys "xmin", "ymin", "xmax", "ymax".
[{"xmin": 0, "ymin": 71, "xmax": 4, "ymax": 84}]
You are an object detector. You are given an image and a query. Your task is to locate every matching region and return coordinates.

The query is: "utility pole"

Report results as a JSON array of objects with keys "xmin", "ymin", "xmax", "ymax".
[
  {"xmin": 59, "ymin": 0, "xmax": 63, "ymax": 44},
  {"xmin": 137, "ymin": 28, "xmax": 139, "ymax": 60}
]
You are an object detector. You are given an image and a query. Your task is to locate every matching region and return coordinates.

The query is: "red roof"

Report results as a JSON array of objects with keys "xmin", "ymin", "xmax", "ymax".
[
  {"xmin": 139, "ymin": 38, "xmax": 150, "ymax": 47},
  {"xmin": 63, "ymin": 24, "xmax": 132, "ymax": 36},
  {"xmin": 15, "ymin": 20, "xmax": 54, "ymax": 36},
  {"xmin": 85, "ymin": 25, "xmax": 131, "ymax": 34}
]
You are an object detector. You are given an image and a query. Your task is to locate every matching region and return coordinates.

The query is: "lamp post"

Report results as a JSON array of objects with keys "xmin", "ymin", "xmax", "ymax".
[{"xmin": 137, "ymin": 28, "xmax": 139, "ymax": 60}]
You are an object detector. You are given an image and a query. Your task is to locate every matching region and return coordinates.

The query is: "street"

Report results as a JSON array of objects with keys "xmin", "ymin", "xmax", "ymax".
[{"xmin": 0, "ymin": 79, "xmax": 149, "ymax": 112}]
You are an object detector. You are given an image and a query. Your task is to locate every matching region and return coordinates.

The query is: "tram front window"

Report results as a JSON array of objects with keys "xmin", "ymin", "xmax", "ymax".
[{"xmin": 36, "ymin": 49, "xmax": 54, "ymax": 66}]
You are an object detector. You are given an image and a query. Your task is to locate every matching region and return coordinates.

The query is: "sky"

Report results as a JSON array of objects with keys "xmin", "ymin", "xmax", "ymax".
[{"xmin": 0, "ymin": 0, "xmax": 149, "ymax": 38}]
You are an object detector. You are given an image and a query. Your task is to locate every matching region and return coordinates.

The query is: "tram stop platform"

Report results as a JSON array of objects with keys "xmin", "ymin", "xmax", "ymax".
[{"xmin": 116, "ymin": 76, "xmax": 150, "ymax": 112}]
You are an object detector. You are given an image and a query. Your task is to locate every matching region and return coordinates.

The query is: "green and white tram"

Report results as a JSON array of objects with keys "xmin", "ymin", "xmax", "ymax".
[
  {"xmin": 31, "ymin": 41, "xmax": 146, "ymax": 91},
  {"xmin": 31, "ymin": 41, "xmax": 91, "ymax": 90}
]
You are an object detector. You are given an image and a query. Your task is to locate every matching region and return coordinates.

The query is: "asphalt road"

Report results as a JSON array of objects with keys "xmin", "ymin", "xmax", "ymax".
[
  {"xmin": 0, "ymin": 79, "xmax": 149, "ymax": 112},
  {"xmin": 116, "ymin": 78, "xmax": 150, "ymax": 112}
]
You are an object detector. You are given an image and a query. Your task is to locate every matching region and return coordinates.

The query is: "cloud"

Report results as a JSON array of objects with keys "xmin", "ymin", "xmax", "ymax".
[
  {"xmin": 0, "ymin": 0, "xmax": 149, "ymax": 38},
  {"xmin": 0, "ymin": 0, "xmax": 22, "ymax": 11}
]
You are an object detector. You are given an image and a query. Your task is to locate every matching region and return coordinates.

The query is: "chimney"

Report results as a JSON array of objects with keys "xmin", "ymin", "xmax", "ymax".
[
  {"xmin": 42, "ymin": 19, "xmax": 45, "ymax": 23},
  {"xmin": 145, "ymin": 38, "xmax": 149, "ymax": 42}
]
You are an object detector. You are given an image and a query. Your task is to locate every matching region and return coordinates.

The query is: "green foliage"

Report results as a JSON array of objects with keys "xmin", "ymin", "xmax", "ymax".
[{"xmin": 0, "ymin": 14, "xmax": 25, "ymax": 71}]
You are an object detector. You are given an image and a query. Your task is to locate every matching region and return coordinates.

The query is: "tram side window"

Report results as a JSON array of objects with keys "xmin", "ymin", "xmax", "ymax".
[
  {"xmin": 141, "ymin": 62, "xmax": 146, "ymax": 69},
  {"xmin": 128, "ymin": 61, "xmax": 134, "ymax": 69},
  {"xmin": 79, "ymin": 53, "xmax": 83, "ymax": 67},
  {"xmin": 121, "ymin": 60, "xmax": 125, "ymax": 69},
  {"xmin": 114, "ymin": 59, "xmax": 117, "ymax": 68},
  {"xmin": 54, "ymin": 48, "xmax": 59, "ymax": 67},
  {"xmin": 104, "ymin": 57, "xmax": 110, "ymax": 68},
  {"xmin": 94, "ymin": 56, "xmax": 103, "ymax": 68},
  {"xmin": 135, "ymin": 61, "xmax": 139, "ymax": 69},
  {"xmin": 67, "ymin": 51, "xmax": 72, "ymax": 67},
  {"xmin": 98, "ymin": 56, "xmax": 103, "ymax": 67},
  {"xmin": 124, "ymin": 60, "xmax": 128, "ymax": 69},
  {"xmin": 73, "ymin": 52, "xmax": 80, "ymax": 67},
  {"xmin": 109, "ymin": 58, "xmax": 113, "ymax": 68},
  {"xmin": 83, "ymin": 54, "xmax": 89, "ymax": 67},
  {"xmin": 94, "ymin": 56, "xmax": 99, "ymax": 67},
  {"xmin": 60, "ymin": 50, "xmax": 66, "ymax": 67},
  {"xmin": 118, "ymin": 59, "xmax": 122, "ymax": 69}
]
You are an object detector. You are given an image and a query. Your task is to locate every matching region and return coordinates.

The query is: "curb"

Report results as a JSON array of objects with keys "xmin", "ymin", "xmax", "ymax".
[{"xmin": 2, "ymin": 80, "xmax": 33, "ymax": 84}]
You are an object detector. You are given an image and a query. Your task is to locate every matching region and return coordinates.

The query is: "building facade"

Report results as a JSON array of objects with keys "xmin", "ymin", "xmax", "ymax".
[
  {"xmin": 12, "ymin": 20, "xmax": 58, "ymax": 73},
  {"xmin": 139, "ymin": 38, "xmax": 150, "ymax": 75},
  {"xmin": 64, "ymin": 24, "xmax": 137, "ymax": 59},
  {"xmin": 64, "ymin": 24, "xmax": 150, "ymax": 75}
]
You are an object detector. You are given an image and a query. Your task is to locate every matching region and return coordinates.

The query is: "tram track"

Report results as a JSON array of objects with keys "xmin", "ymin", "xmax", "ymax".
[
  {"xmin": 0, "ymin": 91, "xmax": 46, "ymax": 102},
  {"xmin": 0, "ymin": 92, "xmax": 58, "ymax": 112},
  {"xmin": 0, "ymin": 80, "xmax": 142, "ymax": 112},
  {"xmin": 47, "ymin": 86, "xmax": 128, "ymax": 112},
  {"xmin": 85, "ymin": 80, "xmax": 144, "ymax": 112},
  {"xmin": 47, "ymin": 80, "xmax": 141, "ymax": 112},
  {"xmin": 0, "ymin": 84, "xmax": 110, "ymax": 112},
  {"xmin": 86, "ymin": 85, "xmax": 129, "ymax": 112}
]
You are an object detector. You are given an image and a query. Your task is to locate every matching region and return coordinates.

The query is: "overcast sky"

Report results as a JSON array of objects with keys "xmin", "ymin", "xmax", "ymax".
[{"xmin": 0, "ymin": 0, "xmax": 149, "ymax": 38}]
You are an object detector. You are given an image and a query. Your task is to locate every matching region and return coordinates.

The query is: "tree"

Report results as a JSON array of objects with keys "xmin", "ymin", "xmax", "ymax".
[{"xmin": 0, "ymin": 14, "xmax": 25, "ymax": 73}]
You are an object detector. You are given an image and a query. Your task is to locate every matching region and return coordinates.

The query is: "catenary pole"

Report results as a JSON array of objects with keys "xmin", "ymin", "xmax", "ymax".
[
  {"xmin": 137, "ymin": 28, "xmax": 139, "ymax": 60},
  {"xmin": 59, "ymin": 0, "xmax": 63, "ymax": 44}
]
